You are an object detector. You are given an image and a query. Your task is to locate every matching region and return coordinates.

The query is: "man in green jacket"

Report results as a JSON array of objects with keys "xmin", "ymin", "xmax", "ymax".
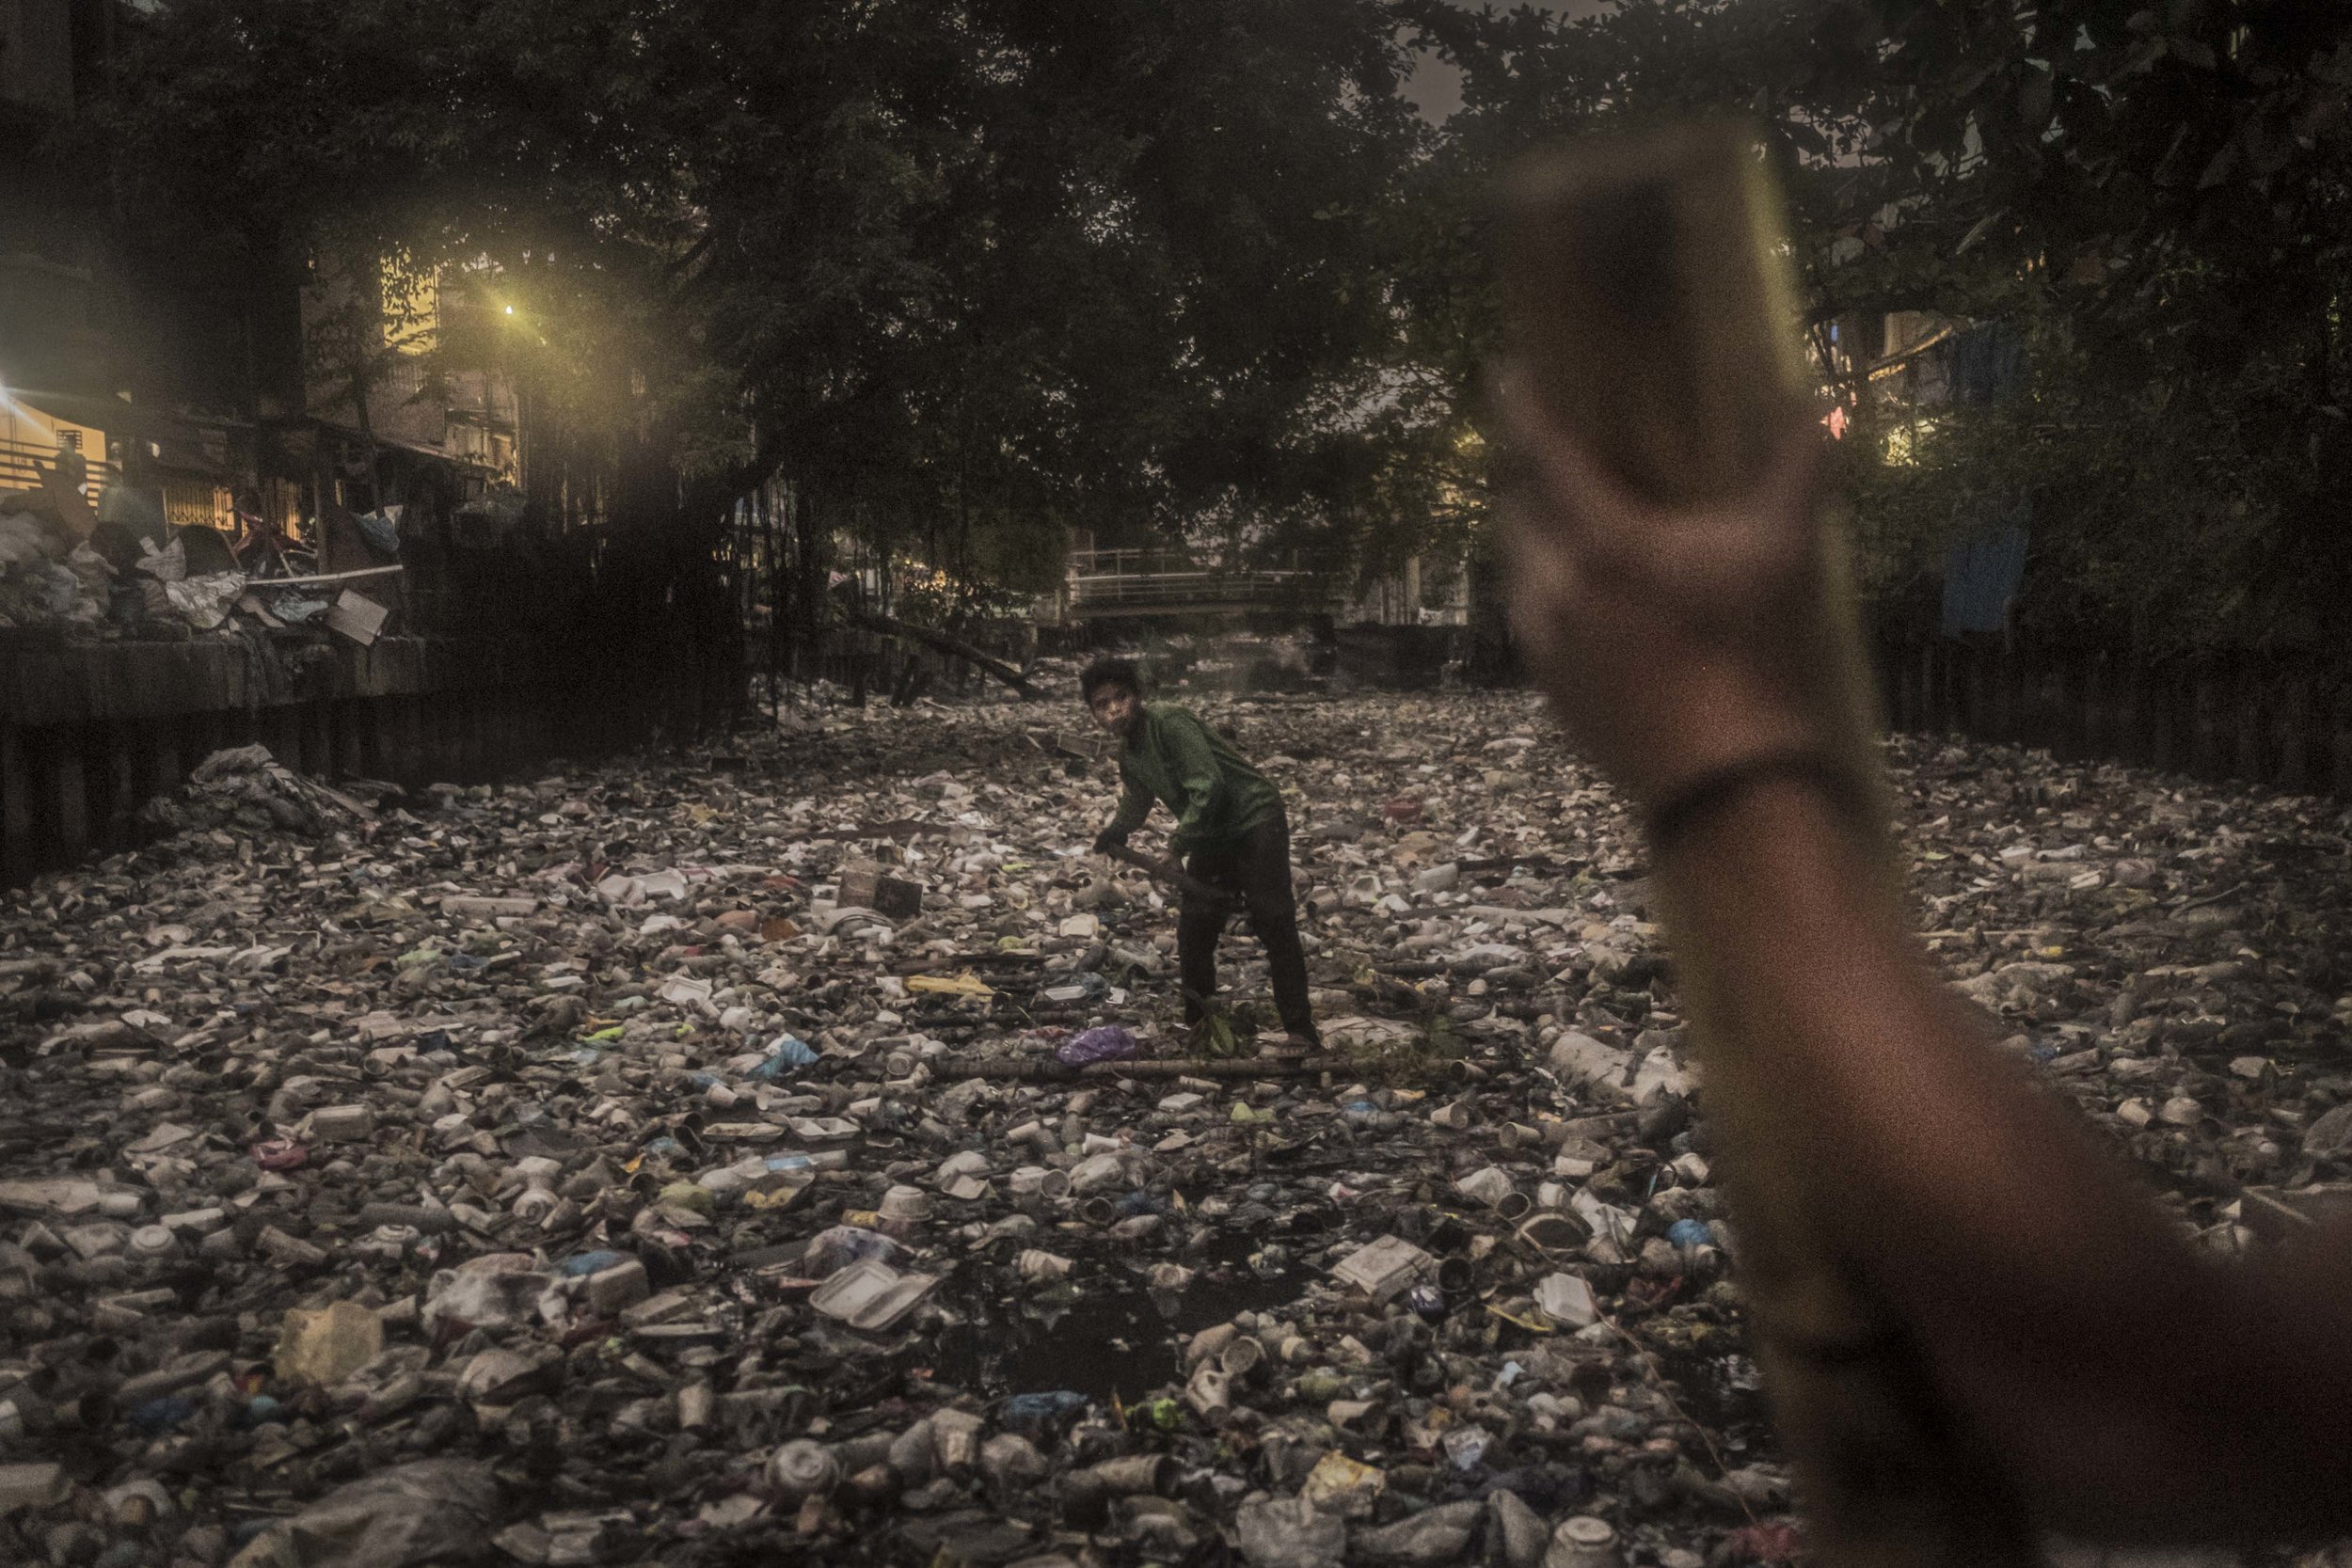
[{"xmin": 1082, "ymin": 658, "xmax": 1320, "ymax": 1052}]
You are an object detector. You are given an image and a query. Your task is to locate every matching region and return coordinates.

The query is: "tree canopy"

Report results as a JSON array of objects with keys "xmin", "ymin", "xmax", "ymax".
[
  {"xmin": 100, "ymin": 0, "xmax": 1433, "ymax": 607},
  {"xmin": 1402, "ymin": 0, "xmax": 2352, "ymax": 658},
  {"xmin": 68, "ymin": 0, "xmax": 2352, "ymax": 666}
]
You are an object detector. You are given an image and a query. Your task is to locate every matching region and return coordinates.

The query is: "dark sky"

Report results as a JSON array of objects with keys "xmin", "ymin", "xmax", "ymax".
[{"xmin": 1404, "ymin": 0, "xmax": 1608, "ymax": 121}]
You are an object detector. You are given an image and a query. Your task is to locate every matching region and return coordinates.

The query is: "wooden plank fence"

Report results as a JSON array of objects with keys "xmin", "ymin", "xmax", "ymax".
[{"xmin": 1875, "ymin": 636, "xmax": 2352, "ymax": 798}]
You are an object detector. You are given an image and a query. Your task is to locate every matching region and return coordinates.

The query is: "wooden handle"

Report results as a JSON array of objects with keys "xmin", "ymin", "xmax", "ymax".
[{"xmin": 1106, "ymin": 844, "xmax": 1238, "ymax": 909}]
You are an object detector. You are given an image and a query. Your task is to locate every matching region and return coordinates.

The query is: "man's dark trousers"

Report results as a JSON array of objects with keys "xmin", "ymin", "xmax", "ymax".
[{"xmin": 1178, "ymin": 806, "xmax": 1316, "ymax": 1041}]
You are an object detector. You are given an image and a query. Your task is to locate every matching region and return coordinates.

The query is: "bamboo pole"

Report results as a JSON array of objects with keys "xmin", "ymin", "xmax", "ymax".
[
  {"xmin": 1502, "ymin": 122, "xmax": 2038, "ymax": 1568},
  {"xmin": 930, "ymin": 1053, "xmax": 1350, "ymax": 1083}
]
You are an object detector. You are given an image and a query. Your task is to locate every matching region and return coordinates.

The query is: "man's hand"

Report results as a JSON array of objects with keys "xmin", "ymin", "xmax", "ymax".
[
  {"xmin": 1498, "ymin": 373, "xmax": 1845, "ymax": 812},
  {"xmin": 1492, "ymin": 383, "xmax": 2352, "ymax": 1545},
  {"xmin": 1090, "ymin": 826, "xmax": 1129, "ymax": 856}
]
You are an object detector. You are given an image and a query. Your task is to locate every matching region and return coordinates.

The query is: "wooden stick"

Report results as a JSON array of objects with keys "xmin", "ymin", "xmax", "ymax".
[
  {"xmin": 247, "ymin": 564, "xmax": 406, "ymax": 588},
  {"xmin": 1105, "ymin": 843, "xmax": 1240, "ymax": 911},
  {"xmin": 845, "ymin": 610, "xmax": 1039, "ymax": 697},
  {"xmin": 932, "ymin": 1053, "xmax": 1348, "ymax": 1082}
]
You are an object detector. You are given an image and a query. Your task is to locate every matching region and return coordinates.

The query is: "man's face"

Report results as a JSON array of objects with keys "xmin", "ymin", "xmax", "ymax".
[{"xmin": 1088, "ymin": 684, "xmax": 1141, "ymax": 736}]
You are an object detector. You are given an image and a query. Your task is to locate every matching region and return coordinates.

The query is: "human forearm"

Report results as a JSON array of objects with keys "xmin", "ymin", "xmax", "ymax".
[
  {"xmin": 1107, "ymin": 781, "xmax": 1152, "ymax": 837},
  {"xmin": 1659, "ymin": 780, "xmax": 2352, "ymax": 1538}
]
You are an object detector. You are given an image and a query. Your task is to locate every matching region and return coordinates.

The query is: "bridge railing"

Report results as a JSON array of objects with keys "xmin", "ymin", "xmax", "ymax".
[
  {"xmin": 0, "ymin": 439, "xmax": 120, "ymax": 502},
  {"xmin": 1063, "ymin": 546, "xmax": 1337, "ymax": 611}
]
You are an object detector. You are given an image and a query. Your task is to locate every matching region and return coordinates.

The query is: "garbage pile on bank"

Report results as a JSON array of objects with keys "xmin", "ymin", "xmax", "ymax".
[
  {"xmin": 0, "ymin": 482, "xmax": 400, "ymax": 643},
  {"xmin": 1, "ymin": 689, "xmax": 2348, "ymax": 1567},
  {"xmin": 136, "ymin": 746, "xmax": 382, "ymax": 841}
]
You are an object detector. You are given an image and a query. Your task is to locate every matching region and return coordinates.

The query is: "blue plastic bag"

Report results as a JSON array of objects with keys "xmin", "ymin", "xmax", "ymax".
[
  {"xmin": 999, "ymin": 1389, "xmax": 1091, "ymax": 1438},
  {"xmin": 749, "ymin": 1035, "xmax": 820, "ymax": 1081},
  {"xmin": 558, "ymin": 1249, "xmax": 632, "ymax": 1277},
  {"xmin": 1666, "ymin": 1218, "xmax": 1714, "ymax": 1249}
]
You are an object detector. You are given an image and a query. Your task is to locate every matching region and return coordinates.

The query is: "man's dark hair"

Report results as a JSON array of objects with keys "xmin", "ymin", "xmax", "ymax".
[{"xmin": 1080, "ymin": 657, "xmax": 1144, "ymax": 702}]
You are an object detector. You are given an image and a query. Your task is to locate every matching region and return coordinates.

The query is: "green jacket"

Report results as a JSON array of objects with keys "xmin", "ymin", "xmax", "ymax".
[{"xmin": 1108, "ymin": 704, "xmax": 1282, "ymax": 856}]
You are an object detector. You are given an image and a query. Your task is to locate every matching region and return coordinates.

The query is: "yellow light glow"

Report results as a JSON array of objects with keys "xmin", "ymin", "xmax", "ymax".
[
  {"xmin": 1883, "ymin": 418, "xmax": 1940, "ymax": 467},
  {"xmin": 504, "ymin": 305, "xmax": 515, "ymax": 315},
  {"xmin": 378, "ymin": 250, "xmax": 439, "ymax": 355}
]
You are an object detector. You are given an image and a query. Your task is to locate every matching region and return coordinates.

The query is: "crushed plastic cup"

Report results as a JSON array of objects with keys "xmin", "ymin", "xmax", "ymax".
[
  {"xmin": 803, "ymin": 1226, "xmax": 901, "ymax": 1276},
  {"xmin": 1534, "ymin": 1273, "xmax": 1598, "ymax": 1329},
  {"xmin": 1547, "ymin": 1515, "xmax": 1622, "ymax": 1568},
  {"xmin": 768, "ymin": 1438, "xmax": 840, "ymax": 1502}
]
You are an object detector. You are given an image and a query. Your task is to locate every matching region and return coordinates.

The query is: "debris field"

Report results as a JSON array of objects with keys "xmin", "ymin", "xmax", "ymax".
[{"xmin": 3, "ymin": 689, "xmax": 2348, "ymax": 1568}]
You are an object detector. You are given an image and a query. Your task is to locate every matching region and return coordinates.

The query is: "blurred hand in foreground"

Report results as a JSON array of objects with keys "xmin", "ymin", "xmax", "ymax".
[
  {"xmin": 1497, "ymin": 372, "xmax": 1841, "ymax": 809},
  {"xmin": 1500, "ymin": 370, "xmax": 2352, "ymax": 1550}
]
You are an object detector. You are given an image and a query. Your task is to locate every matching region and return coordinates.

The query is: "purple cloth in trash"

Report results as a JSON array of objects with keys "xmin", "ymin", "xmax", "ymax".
[{"xmin": 1057, "ymin": 1025, "xmax": 1138, "ymax": 1067}]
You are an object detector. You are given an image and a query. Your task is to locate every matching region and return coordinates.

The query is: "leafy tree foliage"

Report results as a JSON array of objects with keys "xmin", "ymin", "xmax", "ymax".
[
  {"xmin": 92, "ymin": 0, "xmax": 2352, "ymax": 666},
  {"xmin": 1822, "ymin": 0, "xmax": 2352, "ymax": 657},
  {"xmin": 101, "ymin": 0, "xmax": 1432, "ymax": 648},
  {"xmin": 1397, "ymin": 0, "xmax": 2352, "ymax": 660}
]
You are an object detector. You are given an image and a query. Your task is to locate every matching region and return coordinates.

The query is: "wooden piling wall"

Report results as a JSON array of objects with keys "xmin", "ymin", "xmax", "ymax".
[
  {"xmin": 1875, "ymin": 635, "xmax": 2352, "ymax": 800},
  {"xmin": 0, "ymin": 634, "xmax": 566, "ymax": 885}
]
